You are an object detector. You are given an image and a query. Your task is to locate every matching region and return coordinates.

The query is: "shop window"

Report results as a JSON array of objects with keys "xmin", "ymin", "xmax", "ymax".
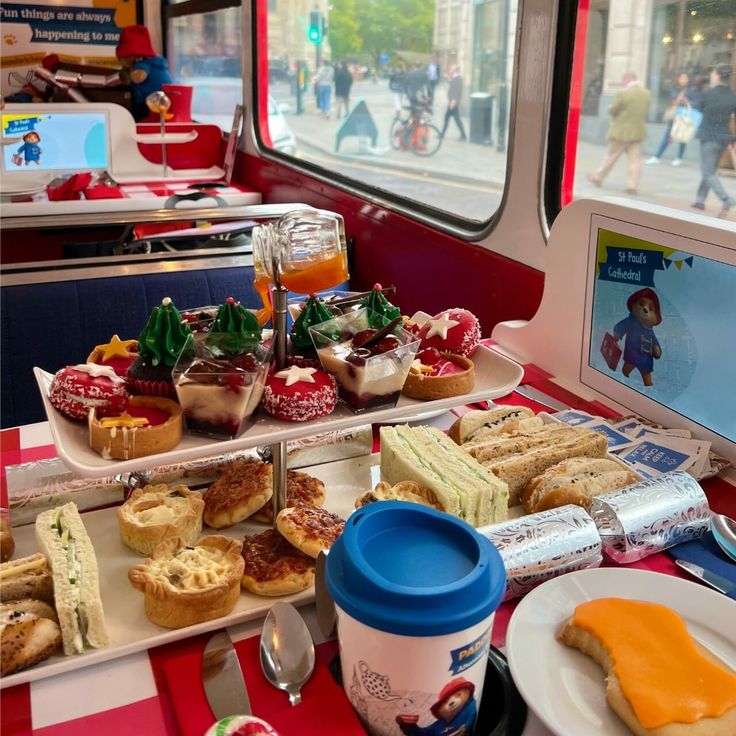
[
  {"xmin": 564, "ymin": 0, "xmax": 736, "ymax": 220},
  {"xmin": 259, "ymin": 0, "xmax": 519, "ymax": 224}
]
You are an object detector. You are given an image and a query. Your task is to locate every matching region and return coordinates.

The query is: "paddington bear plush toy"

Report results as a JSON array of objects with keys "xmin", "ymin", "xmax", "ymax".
[
  {"xmin": 116, "ymin": 25, "xmax": 173, "ymax": 121},
  {"xmin": 613, "ymin": 287, "xmax": 663, "ymax": 387}
]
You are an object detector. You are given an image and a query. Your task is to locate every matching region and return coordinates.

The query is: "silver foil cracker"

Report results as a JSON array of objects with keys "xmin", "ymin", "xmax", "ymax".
[
  {"xmin": 478, "ymin": 504, "xmax": 602, "ymax": 600},
  {"xmin": 589, "ymin": 470, "xmax": 710, "ymax": 563}
]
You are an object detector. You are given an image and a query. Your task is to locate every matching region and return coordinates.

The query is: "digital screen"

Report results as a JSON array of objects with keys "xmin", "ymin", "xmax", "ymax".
[
  {"xmin": 588, "ymin": 228, "xmax": 736, "ymax": 442},
  {"xmin": 2, "ymin": 112, "xmax": 109, "ymax": 172}
]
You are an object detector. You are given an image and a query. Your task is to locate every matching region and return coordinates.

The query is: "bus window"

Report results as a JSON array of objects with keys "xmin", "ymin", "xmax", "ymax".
[
  {"xmin": 166, "ymin": 1, "xmax": 243, "ymax": 128},
  {"xmin": 259, "ymin": 0, "xmax": 519, "ymax": 225},
  {"xmin": 565, "ymin": 0, "xmax": 736, "ymax": 221}
]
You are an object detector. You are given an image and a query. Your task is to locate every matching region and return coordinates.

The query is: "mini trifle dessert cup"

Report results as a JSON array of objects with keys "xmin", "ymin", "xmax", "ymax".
[
  {"xmin": 173, "ymin": 333, "xmax": 271, "ymax": 439},
  {"xmin": 309, "ymin": 308, "xmax": 420, "ymax": 413}
]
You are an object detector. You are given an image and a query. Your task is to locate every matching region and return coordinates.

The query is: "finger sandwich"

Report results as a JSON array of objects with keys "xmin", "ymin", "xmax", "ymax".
[{"xmin": 380, "ymin": 425, "xmax": 509, "ymax": 526}]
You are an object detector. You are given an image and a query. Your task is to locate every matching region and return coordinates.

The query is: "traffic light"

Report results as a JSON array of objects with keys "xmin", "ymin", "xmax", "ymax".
[{"xmin": 308, "ymin": 10, "xmax": 323, "ymax": 44}]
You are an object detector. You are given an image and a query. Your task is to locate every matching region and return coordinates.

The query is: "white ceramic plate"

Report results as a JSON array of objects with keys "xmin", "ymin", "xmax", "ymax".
[
  {"xmin": 33, "ymin": 344, "xmax": 522, "ymax": 478},
  {"xmin": 506, "ymin": 568, "xmax": 736, "ymax": 736}
]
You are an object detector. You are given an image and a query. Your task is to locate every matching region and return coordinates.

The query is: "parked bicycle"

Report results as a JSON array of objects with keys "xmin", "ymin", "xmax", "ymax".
[{"xmin": 390, "ymin": 102, "xmax": 442, "ymax": 157}]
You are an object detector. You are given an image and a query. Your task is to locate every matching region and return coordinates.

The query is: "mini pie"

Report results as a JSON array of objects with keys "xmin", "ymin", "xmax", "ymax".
[
  {"xmin": 128, "ymin": 535, "xmax": 244, "ymax": 628},
  {"xmin": 89, "ymin": 396, "xmax": 182, "ymax": 460},
  {"xmin": 402, "ymin": 351, "xmax": 474, "ymax": 400},
  {"xmin": 250, "ymin": 469, "xmax": 326, "ymax": 524},
  {"xmin": 240, "ymin": 529, "xmax": 315, "ymax": 597},
  {"xmin": 275, "ymin": 504, "xmax": 345, "ymax": 559},
  {"xmin": 117, "ymin": 484, "xmax": 205, "ymax": 555},
  {"xmin": 354, "ymin": 480, "xmax": 444, "ymax": 511},
  {"xmin": 203, "ymin": 458, "xmax": 273, "ymax": 529}
]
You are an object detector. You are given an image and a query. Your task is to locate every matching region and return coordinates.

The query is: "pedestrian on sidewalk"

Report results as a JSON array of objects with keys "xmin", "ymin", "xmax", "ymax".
[
  {"xmin": 646, "ymin": 72, "xmax": 702, "ymax": 166},
  {"xmin": 389, "ymin": 64, "xmax": 407, "ymax": 115},
  {"xmin": 314, "ymin": 60, "xmax": 334, "ymax": 118},
  {"xmin": 405, "ymin": 63, "xmax": 429, "ymax": 110},
  {"xmin": 587, "ymin": 71, "xmax": 650, "ymax": 195},
  {"xmin": 440, "ymin": 66, "xmax": 467, "ymax": 141},
  {"xmin": 692, "ymin": 63, "xmax": 736, "ymax": 218},
  {"xmin": 427, "ymin": 53, "xmax": 441, "ymax": 104},
  {"xmin": 334, "ymin": 61, "xmax": 353, "ymax": 119}
]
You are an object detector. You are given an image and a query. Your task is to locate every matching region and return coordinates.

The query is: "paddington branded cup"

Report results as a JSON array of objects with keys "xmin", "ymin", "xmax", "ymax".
[{"xmin": 327, "ymin": 502, "xmax": 506, "ymax": 736}]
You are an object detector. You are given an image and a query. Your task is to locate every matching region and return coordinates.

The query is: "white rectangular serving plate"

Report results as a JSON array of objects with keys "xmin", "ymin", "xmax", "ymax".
[
  {"xmin": 1, "ymin": 453, "xmax": 379, "ymax": 689},
  {"xmin": 34, "ymin": 344, "xmax": 523, "ymax": 478}
]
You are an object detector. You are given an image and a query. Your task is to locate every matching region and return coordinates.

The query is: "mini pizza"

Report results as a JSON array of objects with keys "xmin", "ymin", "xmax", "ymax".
[
  {"xmin": 262, "ymin": 365, "xmax": 337, "ymax": 422},
  {"xmin": 49, "ymin": 364, "xmax": 128, "ymax": 421},
  {"xmin": 250, "ymin": 469, "xmax": 326, "ymax": 524},
  {"xmin": 117, "ymin": 484, "xmax": 204, "ymax": 555},
  {"xmin": 203, "ymin": 458, "xmax": 273, "ymax": 529},
  {"xmin": 276, "ymin": 503, "xmax": 345, "ymax": 559},
  {"xmin": 240, "ymin": 529, "xmax": 315, "ymax": 597},
  {"xmin": 418, "ymin": 308, "xmax": 481, "ymax": 357},
  {"xmin": 128, "ymin": 535, "xmax": 244, "ymax": 628}
]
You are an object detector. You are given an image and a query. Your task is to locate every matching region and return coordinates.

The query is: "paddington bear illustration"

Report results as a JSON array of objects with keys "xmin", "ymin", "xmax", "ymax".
[
  {"xmin": 16, "ymin": 131, "xmax": 42, "ymax": 165},
  {"xmin": 395, "ymin": 677, "xmax": 477, "ymax": 736},
  {"xmin": 613, "ymin": 287, "xmax": 663, "ymax": 387}
]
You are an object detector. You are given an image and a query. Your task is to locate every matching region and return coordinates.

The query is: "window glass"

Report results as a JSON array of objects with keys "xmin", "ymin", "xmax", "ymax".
[
  {"xmin": 168, "ymin": 6, "xmax": 243, "ymax": 128},
  {"xmin": 262, "ymin": 0, "xmax": 518, "ymax": 223},
  {"xmin": 569, "ymin": 0, "xmax": 736, "ymax": 220}
]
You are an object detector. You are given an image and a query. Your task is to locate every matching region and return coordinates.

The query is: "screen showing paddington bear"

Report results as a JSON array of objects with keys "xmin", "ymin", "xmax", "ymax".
[{"xmin": 590, "ymin": 228, "xmax": 735, "ymax": 442}]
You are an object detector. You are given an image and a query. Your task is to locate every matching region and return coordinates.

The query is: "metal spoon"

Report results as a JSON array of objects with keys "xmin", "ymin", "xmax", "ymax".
[
  {"xmin": 711, "ymin": 513, "xmax": 736, "ymax": 562},
  {"xmin": 260, "ymin": 602, "xmax": 315, "ymax": 706}
]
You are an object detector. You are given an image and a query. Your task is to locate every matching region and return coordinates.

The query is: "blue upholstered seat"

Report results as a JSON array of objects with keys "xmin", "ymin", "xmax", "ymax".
[{"xmin": 1, "ymin": 266, "xmax": 261, "ymax": 428}]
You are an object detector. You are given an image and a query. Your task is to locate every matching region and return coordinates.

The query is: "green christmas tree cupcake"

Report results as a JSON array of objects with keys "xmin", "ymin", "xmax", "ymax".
[
  {"xmin": 361, "ymin": 283, "xmax": 401, "ymax": 328},
  {"xmin": 288, "ymin": 294, "xmax": 335, "ymax": 368},
  {"xmin": 128, "ymin": 297, "xmax": 191, "ymax": 399},
  {"xmin": 207, "ymin": 297, "xmax": 263, "ymax": 355}
]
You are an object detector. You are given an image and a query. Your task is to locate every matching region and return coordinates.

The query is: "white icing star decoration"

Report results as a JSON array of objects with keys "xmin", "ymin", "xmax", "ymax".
[
  {"xmin": 424, "ymin": 312, "xmax": 460, "ymax": 340},
  {"xmin": 275, "ymin": 365, "xmax": 317, "ymax": 386}
]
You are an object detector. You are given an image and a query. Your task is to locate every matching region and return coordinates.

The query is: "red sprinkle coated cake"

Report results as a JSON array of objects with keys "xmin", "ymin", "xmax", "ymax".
[
  {"xmin": 262, "ymin": 365, "xmax": 338, "ymax": 422},
  {"xmin": 418, "ymin": 308, "xmax": 481, "ymax": 357},
  {"xmin": 49, "ymin": 364, "xmax": 128, "ymax": 420}
]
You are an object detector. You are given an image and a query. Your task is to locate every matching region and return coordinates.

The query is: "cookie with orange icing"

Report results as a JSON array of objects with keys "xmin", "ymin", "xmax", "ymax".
[
  {"xmin": 87, "ymin": 335, "xmax": 139, "ymax": 377},
  {"xmin": 558, "ymin": 597, "xmax": 736, "ymax": 736}
]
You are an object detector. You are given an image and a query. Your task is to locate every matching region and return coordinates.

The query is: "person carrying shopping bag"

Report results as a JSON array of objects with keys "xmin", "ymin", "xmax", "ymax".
[{"xmin": 646, "ymin": 72, "xmax": 702, "ymax": 166}]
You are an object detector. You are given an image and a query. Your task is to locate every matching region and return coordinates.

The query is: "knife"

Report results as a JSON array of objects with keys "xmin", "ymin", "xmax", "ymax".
[
  {"xmin": 675, "ymin": 559, "xmax": 736, "ymax": 597},
  {"xmin": 512, "ymin": 384, "xmax": 571, "ymax": 412},
  {"xmin": 202, "ymin": 630, "xmax": 252, "ymax": 719}
]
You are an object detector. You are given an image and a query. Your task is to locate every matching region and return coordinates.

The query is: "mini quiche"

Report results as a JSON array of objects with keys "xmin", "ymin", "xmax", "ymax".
[
  {"xmin": 128, "ymin": 535, "xmax": 244, "ymax": 628},
  {"xmin": 117, "ymin": 484, "xmax": 205, "ymax": 555}
]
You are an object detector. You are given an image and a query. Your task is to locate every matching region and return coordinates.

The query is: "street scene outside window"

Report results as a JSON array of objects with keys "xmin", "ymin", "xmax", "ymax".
[
  {"xmin": 572, "ymin": 0, "xmax": 736, "ymax": 221},
  {"xmin": 166, "ymin": 0, "xmax": 735, "ymax": 224}
]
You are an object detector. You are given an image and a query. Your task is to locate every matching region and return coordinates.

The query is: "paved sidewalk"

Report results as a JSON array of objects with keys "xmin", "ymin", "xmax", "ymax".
[{"xmin": 275, "ymin": 79, "xmax": 736, "ymax": 221}]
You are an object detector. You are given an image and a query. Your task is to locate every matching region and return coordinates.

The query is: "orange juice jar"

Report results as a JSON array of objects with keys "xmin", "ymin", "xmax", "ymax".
[{"xmin": 252, "ymin": 210, "xmax": 348, "ymax": 324}]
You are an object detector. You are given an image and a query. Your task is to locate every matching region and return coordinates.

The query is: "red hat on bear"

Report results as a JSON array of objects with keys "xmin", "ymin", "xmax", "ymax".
[
  {"xmin": 116, "ymin": 25, "xmax": 156, "ymax": 59},
  {"xmin": 430, "ymin": 678, "xmax": 476, "ymax": 719},
  {"xmin": 626, "ymin": 287, "xmax": 662, "ymax": 325}
]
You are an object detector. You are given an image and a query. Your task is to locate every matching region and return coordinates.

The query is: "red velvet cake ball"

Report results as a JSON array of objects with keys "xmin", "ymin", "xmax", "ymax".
[
  {"xmin": 262, "ymin": 365, "xmax": 337, "ymax": 422},
  {"xmin": 418, "ymin": 308, "xmax": 481, "ymax": 357},
  {"xmin": 49, "ymin": 364, "xmax": 128, "ymax": 421}
]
